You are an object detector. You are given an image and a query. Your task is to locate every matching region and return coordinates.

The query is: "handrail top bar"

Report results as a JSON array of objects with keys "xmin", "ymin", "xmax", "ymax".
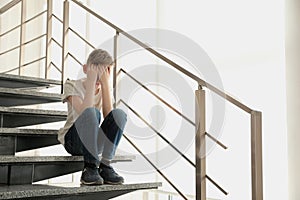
[
  {"xmin": 70, "ymin": 0, "xmax": 254, "ymax": 114},
  {"xmin": 0, "ymin": 0, "xmax": 21, "ymax": 14}
]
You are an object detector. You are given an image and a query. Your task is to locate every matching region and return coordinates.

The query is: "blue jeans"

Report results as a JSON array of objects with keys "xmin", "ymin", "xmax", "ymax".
[{"xmin": 64, "ymin": 107, "xmax": 127, "ymax": 166}]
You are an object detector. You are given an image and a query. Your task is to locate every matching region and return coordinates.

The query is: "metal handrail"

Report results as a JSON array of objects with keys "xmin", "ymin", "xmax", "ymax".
[
  {"xmin": 21, "ymin": 56, "xmax": 46, "ymax": 67},
  {"xmin": 119, "ymin": 99, "xmax": 228, "ymax": 195},
  {"xmin": 67, "ymin": 52, "xmax": 83, "ymax": 66},
  {"xmin": 0, "ymin": 0, "xmax": 21, "ymax": 14},
  {"xmin": 206, "ymin": 175, "xmax": 228, "ymax": 195},
  {"xmin": 122, "ymin": 133, "xmax": 188, "ymax": 200},
  {"xmin": 24, "ymin": 10, "xmax": 47, "ymax": 25},
  {"xmin": 51, "ymin": 38, "xmax": 62, "ymax": 48},
  {"xmin": 69, "ymin": 27, "xmax": 96, "ymax": 49},
  {"xmin": 50, "ymin": 61, "xmax": 62, "ymax": 73},
  {"xmin": 0, "ymin": 10, "xmax": 46, "ymax": 38},
  {"xmin": 120, "ymin": 99, "xmax": 195, "ymax": 167},
  {"xmin": 0, "ymin": 24, "xmax": 21, "ymax": 37},
  {"xmin": 0, "ymin": 45, "xmax": 19, "ymax": 56},
  {"xmin": 23, "ymin": 34, "xmax": 47, "ymax": 46},
  {"xmin": 120, "ymin": 68, "xmax": 195, "ymax": 126},
  {"xmin": 70, "ymin": 0, "xmax": 253, "ymax": 114},
  {"xmin": 1, "ymin": 56, "xmax": 46, "ymax": 74},
  {"xmin": 120, "ymin": 68, "xmax": 228, "ymax": 149},
  {"xmin": 206, "ymin": 132, "xmax": 228, "ymax": 150},
  {"xmin": 0, "ymin": 34, "xmax": 46, "ymax": 56},
  {"xmin": 52, "ymin": 13, "xmax": 63, "ymax": 24}
]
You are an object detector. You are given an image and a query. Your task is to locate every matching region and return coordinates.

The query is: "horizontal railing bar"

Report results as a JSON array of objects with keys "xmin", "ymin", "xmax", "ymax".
[
  {"xmin": 50, "ymin": 61, "xmax": 62, "ymax": 73},
  {"xmin": 0, "ymin": 0, "xmax": 21, "ymax": 14},
  {"xmin": 1, "ymin": 57, "xmax": 45, "ymax": 73},
  {"xmin": 70, "ymin": 0, "xmax": 203, "ymax": 83},
  {"xmin": 205, "ymin": 132, "xmax": 228, "ymax": 150},
  {"xmin": 206, "ymin": 175, "xmax": 228, "ymax": 195},
  {"xmin": 120, "ymin": 99, "xmax": 195, "ymax": 168},
  {"xmin": 120, "ymin": 68, "xmax": 195, "ymax": 126},
  {"xmin": 70, "ymin": 0, "xmax": 253, "ymax": 114},
  {"xmin": 23, "ymin": 10, "xmax": 47, "ymax": 25},
  {"xmin": 0, "ymin": 24, "xmax": 21, "ymax": 37},
  {"xmin": 205, "ymin": 82, "xmax": 252, "ymax": 114},
  {"xmin": 70, "ymin": 0, "xmax": 206, "ymax": 84},
  {"xmin": 0, "ymin": 45, "xmax": 19, "ymax": 56},
  {"xmin": 68, "ymin": 52, "xmax": 83, "ymax": 66},
  {"xmin": 123, "ymin": 134, "xmax": 188, "ymax": 200},
  {"xmin": 21, "ymin": 56, "xmax": 46, "ymax": 67},
  {"xmin": 69, "ymin": 27, "xmax": 96, "ymax": 49},
  {"xmin": 51, "ymin": 38, "xmax": 62, "ymax": 48},
  {"xmin": 0, "ymin": 34, "xmax": 46, "ymax": 56},
  {"xmin": 52, "ymin": 13, "xmax": 63, "ymax": 24},
  {"xmin": 22, "ymin": 34, "xmax": 46, "ymax": 46}
]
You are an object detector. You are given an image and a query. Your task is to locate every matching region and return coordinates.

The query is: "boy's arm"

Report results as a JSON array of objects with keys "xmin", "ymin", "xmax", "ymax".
[
  {"xmin": 100, "ymin": 67, "xmax": 113, "ymax": 118},
  {"xmin": 67, "ymin": 65, "xmax": 98, "ymax": 115}
]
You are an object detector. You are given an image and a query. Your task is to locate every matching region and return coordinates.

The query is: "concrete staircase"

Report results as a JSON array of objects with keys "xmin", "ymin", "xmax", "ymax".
[{"xmin": 0, "ymin": 74, "xmax": 161, "ymax": 199}]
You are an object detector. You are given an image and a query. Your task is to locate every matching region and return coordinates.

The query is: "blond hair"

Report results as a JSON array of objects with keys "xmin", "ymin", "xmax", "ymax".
[{"xmin": 86, "ymin": 49, "xmax": 113, "ymax": 66}]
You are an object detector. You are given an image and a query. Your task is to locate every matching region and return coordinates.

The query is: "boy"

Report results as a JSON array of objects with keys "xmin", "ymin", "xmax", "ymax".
[{"xmin": 58, "ymin": 49, "xmax": 127, "ymax": 185}]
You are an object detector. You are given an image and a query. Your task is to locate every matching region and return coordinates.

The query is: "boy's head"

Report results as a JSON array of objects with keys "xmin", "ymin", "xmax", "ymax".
[{"xmin": 83, "ymin": 49, "xmax": 114, "ymax": 73}]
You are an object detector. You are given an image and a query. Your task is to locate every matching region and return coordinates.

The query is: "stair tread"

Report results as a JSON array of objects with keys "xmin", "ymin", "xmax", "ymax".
[
  {"xmin": 0, "ymin": 182, "xmax": 162, "ymax": 199},
  {"xmin": 0, "ymin": 87, "xmax": 62, "ymax": 99},
  {"xmin": 0, "ymin": 73, "xmax": 61, "ymax": 86},
  {"xmin": 0, "ymin": 155, "xmax": 135, "ymax": 163},
  {"xmin": 0, "ymin": 106, "xmax": 67, "ymax": 116},
  {"xmin": 0, "ymin": 128, "xmax": 58, "ymax": 135}
]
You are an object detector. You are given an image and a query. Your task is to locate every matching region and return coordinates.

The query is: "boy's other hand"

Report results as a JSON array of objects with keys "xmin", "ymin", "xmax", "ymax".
[
  {"xmin": 86, "ymin": 64, "xmax": 101, "ymax": 85},
  {"xmin": 99, "ymin": 65, "xmax": 111, "ymax": 86}
]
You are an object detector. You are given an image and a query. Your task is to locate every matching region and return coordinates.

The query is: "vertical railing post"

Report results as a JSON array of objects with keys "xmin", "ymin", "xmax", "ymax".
[
  {"xmin": 61, "ymin": 0, "xmax": 69, "ymax": 93},
  {"xmin": 45, "ymin": 0, "xmax": 53, "ymax": 79},
  {"xmin": 195, "ymin": 86, "xmax": 206, "ymax": 200},
  {"xmin": 113, "ymin": 31, "xmax": 119, "ymax": 108},
  {"xmin": 251, "ymin": 111, "xmax": 263, "ymax": 200},
  {"xmin": 18, "ymin": 0, "xmax": 26, "ymax": 75}
]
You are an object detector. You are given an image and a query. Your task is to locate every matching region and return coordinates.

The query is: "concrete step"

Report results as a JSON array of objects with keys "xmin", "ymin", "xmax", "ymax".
[
  {"xmin": 0, "ymin": 73, "xmax": 61, "ymax": 89},
  {"xmin": 0, "ymin": 128, "xmax": 59, "ymax": 155},
  {"xmin": 0, "ymin": 106, "xmax": 67, "ymax": 128},
  {"xmin": 0, "ymin": 155, "xmax": 135, "ymax": 185},
  {"xmin": 0, "ymin": 182, "xmax": 162, "ymax": 200},
  {"xmin": 0, "ymin": 87, "xmax": 62, "ymax": 107}
]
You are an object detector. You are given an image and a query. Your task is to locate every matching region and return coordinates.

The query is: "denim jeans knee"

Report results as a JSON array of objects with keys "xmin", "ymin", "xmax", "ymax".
[{"xmin": 110, "ymin": 108, "xmax": 127, "ymax": 130}]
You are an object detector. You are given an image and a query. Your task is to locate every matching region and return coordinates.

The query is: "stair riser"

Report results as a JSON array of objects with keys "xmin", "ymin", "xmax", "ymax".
[
  {"xmin": 0, "ymin": 74, "xmax": 61, "ymax": 89},
  {"xmin": 0, "ymin": 135, "xmax": 59, "ymax": 155},
  {"xmin": 0, "ymin": 79, "xmax": 47, "ymax": 89},
  {"xmin": 0, "ymin": 136, "xmax": 16, "ymax": 155},
  {"xmin": 0, "ymin": 162, "xmax": 83, "ymax": 185},
  {"xmin": 0, "ymin": 94, "xmax": 61, "ymax": 107},
  {"xmin": 0, "ymin": 113, "xmax": 66, "ymax": 128}
]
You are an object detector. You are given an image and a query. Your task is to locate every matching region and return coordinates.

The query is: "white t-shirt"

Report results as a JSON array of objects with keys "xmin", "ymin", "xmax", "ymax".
[{"xmin": 57, "ymin": 78, "xmax": 104, "ymax": 145}]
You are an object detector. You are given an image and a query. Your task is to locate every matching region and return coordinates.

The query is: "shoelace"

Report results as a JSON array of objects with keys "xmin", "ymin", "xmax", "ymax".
[{"xmin": 102, "ymin": 166, "xmax": 119, "ymax": 176}]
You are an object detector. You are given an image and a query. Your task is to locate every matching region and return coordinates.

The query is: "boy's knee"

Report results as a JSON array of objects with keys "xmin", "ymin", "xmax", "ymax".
[
  {"xmin": 111, "ymin": 109, "xmax": 127, "ymax": 121},
  {"xmin": 110, "ymin": 109, "xmax": 127, "ymax": 128},
  {"xmin": 82, "ymin": 107, "xmax": 101, "ymax": 120}
]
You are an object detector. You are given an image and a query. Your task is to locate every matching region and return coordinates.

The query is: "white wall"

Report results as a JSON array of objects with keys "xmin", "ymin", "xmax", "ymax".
[
  {"xmin": 156, "ymin": 0, "xmax": 287, "ymax": 200},
  {"xmin": 285, "ymin": 0, "xmax": 300, "ymax": 199}
]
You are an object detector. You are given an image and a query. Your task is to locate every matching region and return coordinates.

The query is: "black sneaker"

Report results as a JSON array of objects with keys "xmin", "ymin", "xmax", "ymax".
[
  {"xmin": 80, "ymin": 167, "xmax": 104, "ymax": 185},
  {"xmin": 99, "ymin": 163, "xmax": 124, "ymax": 184}
]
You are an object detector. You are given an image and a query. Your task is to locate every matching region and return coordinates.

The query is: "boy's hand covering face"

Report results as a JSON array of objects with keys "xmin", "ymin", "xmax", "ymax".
[
  {"xmin": 86, "ymin": 64, "xmax": 104, "ymax": 84},
  {"xmin": 99, "ymin": 65, "xmax": 112, "ymax": 85}
]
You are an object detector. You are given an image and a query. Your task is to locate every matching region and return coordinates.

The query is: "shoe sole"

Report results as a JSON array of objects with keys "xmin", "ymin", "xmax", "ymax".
[
  {"xmin": 104, "ymin": 180, "xmax": 124, "ymax": 185},
  {"xmin": 80, "ymin": 179, "xmax": 104, "ymax": 185}
]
